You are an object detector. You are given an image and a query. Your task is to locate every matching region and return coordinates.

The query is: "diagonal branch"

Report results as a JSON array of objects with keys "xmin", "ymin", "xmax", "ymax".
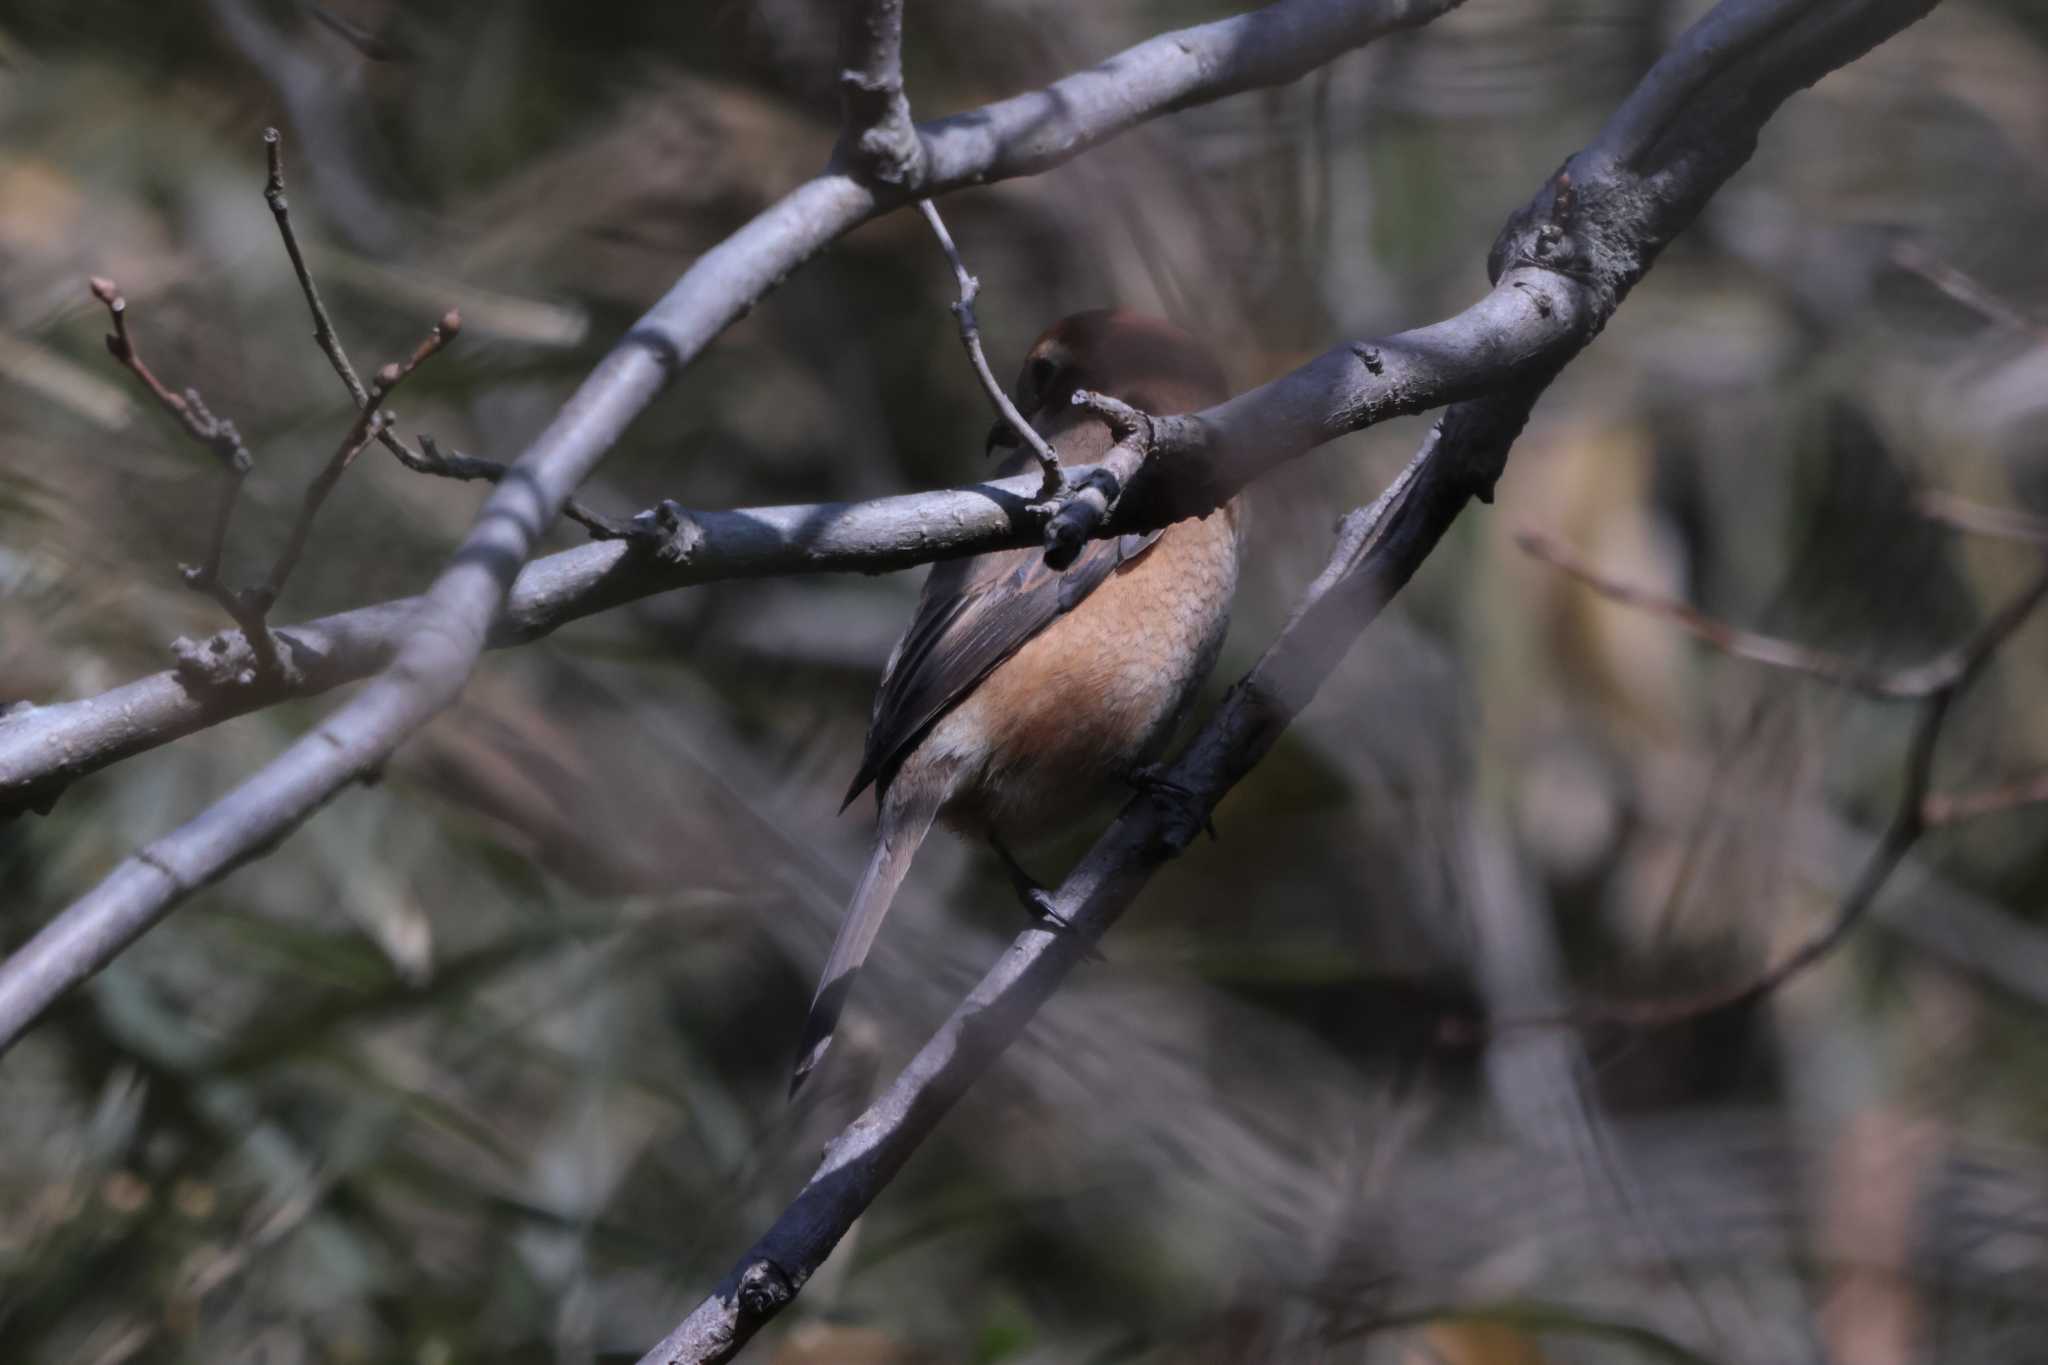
[
  {"xmin": 635, "ymin": 0, "xmax": 1942, "ymax": 1358},
  {"xmin": 0, "ymin": 0, "xmax": 1471, "ymax": 1055}
]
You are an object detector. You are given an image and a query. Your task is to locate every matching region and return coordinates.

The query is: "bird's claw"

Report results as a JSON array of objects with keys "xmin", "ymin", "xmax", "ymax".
[
  {"xmin": 1015, "ymin": 888, "xmax": 1102, "ymax": 963},
  {"xmin": 1126, "ymin": 763, "xmax": 1218, "ymax": 842}
]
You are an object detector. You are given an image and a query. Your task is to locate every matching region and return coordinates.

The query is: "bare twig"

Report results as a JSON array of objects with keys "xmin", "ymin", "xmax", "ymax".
[
  {"xmin": 915, "ymin": 198, "xmax": 1067, "ymax": 500},
  {"xmin": 263, "ymin": 127, "xmax": 364, "ymax": 401},
  {"xmin": 0, "ymin": 0, "xmax": 1475, "ymax": 1056},
  {"xmin": 85, "ymin": 276, "xmax": 275, "ymax": 657},
  {"xmin": 255, "ymin": 314, "xmax": 457, "ymax": 608},
  {"xmin": 88, "ymin": 277, "xmax": 253, "ymax": 479},
  {"xmin": 262, "ymin": 127, "xmax": 630, "ymax": 540}
]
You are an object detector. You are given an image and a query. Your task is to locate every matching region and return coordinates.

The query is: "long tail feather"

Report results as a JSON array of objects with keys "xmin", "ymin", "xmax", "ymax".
[{"xmin": 790, "ymin": 779, "xmax": 944, "ymax": 1096}]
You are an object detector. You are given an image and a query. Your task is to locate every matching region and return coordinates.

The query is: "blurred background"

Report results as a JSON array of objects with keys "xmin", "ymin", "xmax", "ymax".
[{"xmin": 4, "ymin": 1, "xmax": 2048, "ymax": 1361}]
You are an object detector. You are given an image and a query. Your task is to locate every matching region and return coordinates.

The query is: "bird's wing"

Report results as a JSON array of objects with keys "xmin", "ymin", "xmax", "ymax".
[{"xmin": 841, "ymin": 529, "xmax": 1162, "ymax": 808}]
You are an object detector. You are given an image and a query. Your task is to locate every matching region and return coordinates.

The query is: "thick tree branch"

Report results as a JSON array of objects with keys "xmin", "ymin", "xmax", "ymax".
[
  {"xmin": 0, "ymin": 0, "xmax": 1465, "ymax": 1055},
  {"xmin": 636, "ymin": 1, "xmax": 1941, "ymax": 1359},
  {"xmin": 835, "ymin": 0, "xmax": 923, "ymax": 187}
]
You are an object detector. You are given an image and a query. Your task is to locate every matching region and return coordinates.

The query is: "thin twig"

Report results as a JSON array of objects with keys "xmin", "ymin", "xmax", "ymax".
[
  {"xmin": 262, "ymin": 127, "xmax": 629, "ymax": 540},
  {"xmin": 263, "ymin": 128, "xmax": 366, "ymax": 403},
  {"xmin": 88, "ymin": 277, "xmax": 253, "ymax": 478},
  {"xmin": 915, "ymin": 199, "xmax": 1067, "ymax": 500},
  {"xmin": 407, "ymin": 435, "xmax": 641, "ymax": 540},
  {"xmin": 86, "ymin": 276, "xmax": 274, "ymax": 656},
  {"xmin": 258, "ymin": 312, "xmax": 459, "ymax": 609}
]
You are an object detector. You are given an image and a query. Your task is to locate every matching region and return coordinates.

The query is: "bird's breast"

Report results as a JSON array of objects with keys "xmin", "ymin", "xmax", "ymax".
[{"xmin": 918, "ymin": 505, "xmax": 1240, "ymax": 846}]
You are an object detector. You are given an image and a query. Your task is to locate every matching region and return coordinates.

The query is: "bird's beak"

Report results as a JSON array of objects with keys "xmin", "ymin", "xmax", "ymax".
[{"xmin": 985, "ymin": 415, "xmax": 1021, "ymax": 459}]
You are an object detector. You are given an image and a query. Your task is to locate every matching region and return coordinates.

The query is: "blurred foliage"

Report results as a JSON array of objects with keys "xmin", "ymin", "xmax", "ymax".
[{"xmin": 4, "ymin": 1, "xmax": 2048, "ymax": 1361}]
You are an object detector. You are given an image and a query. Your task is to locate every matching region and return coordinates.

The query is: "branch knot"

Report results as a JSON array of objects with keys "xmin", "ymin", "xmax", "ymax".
[
  {"xmin": 1041, "ymin": 391, "xmax": 1156, "ymax": 571},
  {"xmin": 733, "ymin": 1259, "xmax": 795, "ymax": 1321},
  {"xmin": 632, "ymin": 499, "xmax": 709, "ymax": 565}
]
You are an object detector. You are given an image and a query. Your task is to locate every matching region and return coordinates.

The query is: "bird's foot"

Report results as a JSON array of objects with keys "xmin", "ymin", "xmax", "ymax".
[
  {"xmin": 991, "ymin": 839, "xmax": 1105, "ymax": 963},
  {"xmin": 1125, "ymin": 763, "xmax": 1218, "ymax": 842},
  {"xmin": 1025, "ymin": 892, "xmax": 1106, "ymax": 965}
]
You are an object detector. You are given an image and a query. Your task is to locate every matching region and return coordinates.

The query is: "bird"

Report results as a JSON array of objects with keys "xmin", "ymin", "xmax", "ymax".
[{"xmin": 791, "ymin": 309, "xmax": 1243, "ymax": 1094}]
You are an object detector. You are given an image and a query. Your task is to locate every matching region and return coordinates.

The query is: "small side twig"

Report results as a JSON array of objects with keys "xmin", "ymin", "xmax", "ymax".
[
  {"xmin": 915, "ymin": 199, "xmax": 1067, "ymax": 501},
  {"xmin": 87, "ymin": 276, "xmax": 277, "ymax": 661},
  {"xmin": 262, "ymin": 126, "xmax": 629, "ymax": 541},
  {"xmin": 257, "ymin": 312, "xmax": 460, "ymax": 610}
]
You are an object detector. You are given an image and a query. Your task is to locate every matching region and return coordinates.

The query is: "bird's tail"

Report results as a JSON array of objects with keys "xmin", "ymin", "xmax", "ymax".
[{"xmin": 790, "ymin": 778, "xmax": 944, "ymax": 1096}]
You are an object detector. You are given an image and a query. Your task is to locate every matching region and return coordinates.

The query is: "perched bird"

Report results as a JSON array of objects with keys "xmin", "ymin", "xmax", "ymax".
[{"xmin": 792, "ymin": 310, "xmax": 1242, "ymax": 1093}]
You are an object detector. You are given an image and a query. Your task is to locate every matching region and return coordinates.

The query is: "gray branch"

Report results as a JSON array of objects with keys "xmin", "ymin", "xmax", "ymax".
[
  {"xmin": 0, "ymin": 0, "xmax": 1465, "ymax": 1055},
  {"xmin": 633, "ymin": 0, "xmax": 1941, "ymax": 1359},
  {"xmin": 835, "ymin": 0, "xmax": 923, "ymax": 187}
]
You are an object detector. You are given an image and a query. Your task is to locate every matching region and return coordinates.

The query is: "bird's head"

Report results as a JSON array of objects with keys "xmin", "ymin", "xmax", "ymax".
[{"xmin": 987, "ymin": 310, "xmax": 1228, "ymax": 462}]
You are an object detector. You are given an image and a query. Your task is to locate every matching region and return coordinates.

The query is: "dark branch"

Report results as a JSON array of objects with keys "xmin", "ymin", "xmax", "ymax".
[
  {"xmin": 264, "ymin": 127, "xmax": 366, "ymax": 402},
  {"xmin": 85, "ymin": 276, "xmax": 277, "ymax": 662}
]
